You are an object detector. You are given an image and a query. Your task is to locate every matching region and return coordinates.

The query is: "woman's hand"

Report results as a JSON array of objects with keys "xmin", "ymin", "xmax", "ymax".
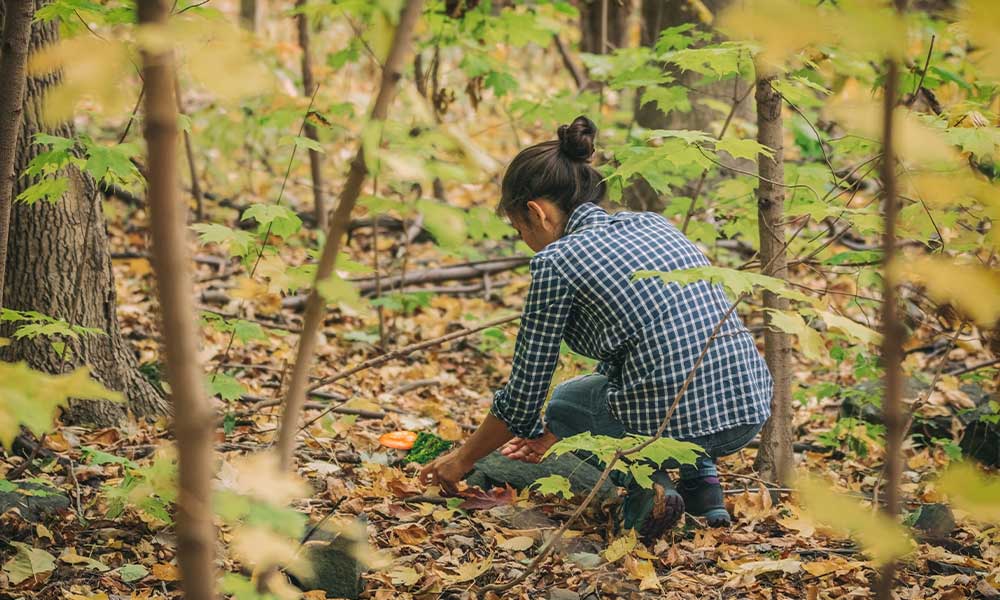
[
  {"xmin": 500, "ymin": 428, "xmax": 559, "ymax": 463},
  {"xmin": 418, "ymin": 450, "xmax": 474, "ymax": 495}
]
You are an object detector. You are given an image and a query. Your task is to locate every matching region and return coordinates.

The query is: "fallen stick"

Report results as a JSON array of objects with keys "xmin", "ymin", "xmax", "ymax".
[
  {"xmin": 238, "ymin": 395, "xmax": 384, "ymax": 419},
  {"xmin": 307, "ymin": 314, "xmax": 520, "ymax": 394},
  {"xmin": 294, "ymin": 314, "xmax": 521, "ymax": 434}
]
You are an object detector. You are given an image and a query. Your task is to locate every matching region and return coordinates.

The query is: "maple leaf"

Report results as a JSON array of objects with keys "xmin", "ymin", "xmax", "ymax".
[{"xmin": 458, "ymin": 484, "xmax": 516, "ymax": 510}]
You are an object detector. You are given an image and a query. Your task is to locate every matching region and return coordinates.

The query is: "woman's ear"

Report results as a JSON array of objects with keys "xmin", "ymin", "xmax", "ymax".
[{"xmin": 525, "ymin": 200, "xmax": 548, "ymax": 228}]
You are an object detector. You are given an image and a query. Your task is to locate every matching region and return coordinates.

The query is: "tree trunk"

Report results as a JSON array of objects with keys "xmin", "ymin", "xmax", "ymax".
[
  {"xmin": 276, "ymin": 0, "xmax": 425, "ymax": 471},
  {"xmin": 138, "ymin": 1, "xmax": 216, "ymax": 597},
  {"xmin": 578, "ymin": 0, "xmax": 630, "ymax": 54},
  {"xmin": 751, "ymin": 70, "xmax": 793, "ymax": 485},
  {"xmin": 876, "ymin": 52, "xmax": 905, "ymax": 600},
  {"xmin": 0, "ymin": 0, "xmax": 34, "ymax": 300},
  {"xmin": 626, "ymin": 0, "xmax": 748, "ymax": 212},
  {"xmin": 296, "ymin": 0, "xmax": 327, "ymax": 231},
  {"xmin": 240, "ymin": 0, "xmax": 263, "ymax": 33},
  {"xmin": 0, "ymin": 1, "xmax": 167, "ymax": 426}
]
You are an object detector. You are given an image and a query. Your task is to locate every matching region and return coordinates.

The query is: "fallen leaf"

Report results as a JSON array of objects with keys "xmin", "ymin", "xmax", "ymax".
[
  {"xmin": 603, "ymin": 529, "xmax": 638, "ymax": 563},
  {"xmin": 437, "ymin": 418, "xmax": 463, "ymax": 441},
  {"xmin": 458, "ymin": 485, "xmax": 516, "ymax": 510},
  {"xmin": 151, "ymin": 563, "xmax": 180, "ymax": 581},
  {"xmin": 389, "ymin": 565, "xmax": 421, "ymax": 586},
  {"xmin": 443, "ymin": 555, "xmax": 492, "ymax": 584},
  {"xmin": 60, "ymin": 548, "xmax": 110, "ymax": 572},
  {"xmin": 496, "ymin": 535, "xmax": 534, "ymax": 551},
  {"xmin": 2, "ymin": 542, "xmax": 56, "ymax": 585},
  {"xmin": 625, "ymin": 555, "xmax": 660, "ymax": 591}
]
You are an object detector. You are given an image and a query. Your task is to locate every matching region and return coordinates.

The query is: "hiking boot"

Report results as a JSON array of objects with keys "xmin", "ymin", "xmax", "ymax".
[
  {"xmin": 678, "ymin": 476, "xmax": 731, "ymax": 527},
  {"xmin": 619, "ymin": 470, "xmax": 684, "ymax": 543}
]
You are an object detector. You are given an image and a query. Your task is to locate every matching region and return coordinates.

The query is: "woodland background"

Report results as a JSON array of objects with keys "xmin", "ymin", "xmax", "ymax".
[{"xmin": 0, "ymin": 0, "xmax": 999, "ymax": 599}]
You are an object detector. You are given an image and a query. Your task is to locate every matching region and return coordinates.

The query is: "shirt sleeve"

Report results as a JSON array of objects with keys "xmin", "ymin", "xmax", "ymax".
[
  {"xmin": 490, "ymin": 255, "xmax": 574, "ymax": 438},
  {"xmin": 595, "ymin": 360, "xmax": 620, "ymax": 379}
]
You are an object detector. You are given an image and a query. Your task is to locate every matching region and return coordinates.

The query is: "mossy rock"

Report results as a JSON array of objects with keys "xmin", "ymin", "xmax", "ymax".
[{"xmin": 465, "ymin": 451, "xmax": 618, "ymax": 504}]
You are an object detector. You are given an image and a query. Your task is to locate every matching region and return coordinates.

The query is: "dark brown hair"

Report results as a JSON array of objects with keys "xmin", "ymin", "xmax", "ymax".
[{"xmin": 497, "ymin": 115, "xmax": 606, "ymax": 219}]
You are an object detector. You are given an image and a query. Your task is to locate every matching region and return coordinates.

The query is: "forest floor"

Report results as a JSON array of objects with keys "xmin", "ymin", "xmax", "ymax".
[{"xmin": 2, "ymin": 188, "xmax": 997, "ymax": 600}]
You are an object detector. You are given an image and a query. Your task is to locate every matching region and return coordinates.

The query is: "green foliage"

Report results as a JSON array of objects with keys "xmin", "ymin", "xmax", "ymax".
[
  {"xmin": 105, "ymin": 450, "xmax": 178, "ymax": 525},
  {"xmin": 17, "ymin": 134, "xmax": 143, "ymax": 205},
  {"xmin": 530, "ymin": 474, "xmax": 574, "ymax": 499},
  {"xmin": 545, "ymin": 432, "xmax": 702, "ymax": 488},
  {"xmin": 1, "ymin": 308, "xmax": 105, "ymax": 359},
  {"xmin": 816, "ymin": 417, "xmax": 885, "ymax": 458},
  {"xmin": 0, "ymin": 363, "xmax": 122, "ymax": 449},
  {"xmin": 406, "ymin": 432, "xmax": 453, "ymax": 465},
  {"xmin": 632, "ymin": 266, "xmax": 815, "ymax": 305},
  {"xmin": 206, "ymin": 373, "xmax": 248, "ymax": 403}
]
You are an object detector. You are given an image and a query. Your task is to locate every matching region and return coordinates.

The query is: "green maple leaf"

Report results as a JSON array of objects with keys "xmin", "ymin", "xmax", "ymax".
[
  {"xmin": 241, "ymin": 204, "xmax": 303, "ymax": 238},
  {"xmin": 530, "ymin": 474, "xmax": 574, "ymax": 499},
  {"xmin": 0, "ymin": 363, "xmax": 122, "ymax": 449}
]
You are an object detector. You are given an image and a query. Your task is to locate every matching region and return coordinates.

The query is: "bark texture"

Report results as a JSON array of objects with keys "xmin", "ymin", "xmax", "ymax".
[
  {"xmin": 751, "ymin": 72, "xmax": 794, "ymax": 485},
  {"xmin": 0, "ymin": 0, "xmax": 34, "ymax": 300},
  {"xmin": 296, "ymin": 0, "xmax": 327, "ymax": 230},
  {"xmin": 626, "ymin": 0, "xmax": 749, "ymax": 211},
  {"xmin": 138, "ymin": 1, "xmax": 216, "ymax": 598},
  {"xmin": 0, "ymin": 1, "xmax": 166, "ymax": 425},
  {"xmin": 578, "ymin": 0, "xmax": 630, "ymax": 54},
  {"xmin": 276, "ymin": 0, "xmax": 426, "ymax": 470}
]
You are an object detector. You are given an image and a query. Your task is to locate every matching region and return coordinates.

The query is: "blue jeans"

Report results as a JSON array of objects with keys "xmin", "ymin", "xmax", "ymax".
[{"xmin": 545, "ymin": 374, "xmax": 763, "ymax": 486}]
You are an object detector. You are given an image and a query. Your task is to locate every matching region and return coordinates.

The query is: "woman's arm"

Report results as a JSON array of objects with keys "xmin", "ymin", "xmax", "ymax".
[{"xmin": 418, "ymin": 414, "xmax": 513, "ymax": 493}]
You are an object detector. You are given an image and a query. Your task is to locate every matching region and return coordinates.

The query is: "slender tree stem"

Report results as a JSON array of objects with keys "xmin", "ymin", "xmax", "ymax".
[
  {"xmin": 138, "ymin": 1, "xmax": 216, "ymax": 597},
  {"xmin": 275, "ymin": 0, "xmax": 426, "ymax": 471},
  {"xmin": 876, "ymin": 56, "xmax": 905, "ymax": 600}
]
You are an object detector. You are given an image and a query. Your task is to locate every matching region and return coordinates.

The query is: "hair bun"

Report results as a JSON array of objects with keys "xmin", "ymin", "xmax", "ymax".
[{"xmin": 557, "ymin": 115, "xmax": 597, "ymax": 162}]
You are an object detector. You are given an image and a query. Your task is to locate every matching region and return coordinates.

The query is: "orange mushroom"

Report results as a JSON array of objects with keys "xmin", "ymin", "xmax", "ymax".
[{"xmin": 379, "ymin": 430, "xmax": 418, "ymax": 450}]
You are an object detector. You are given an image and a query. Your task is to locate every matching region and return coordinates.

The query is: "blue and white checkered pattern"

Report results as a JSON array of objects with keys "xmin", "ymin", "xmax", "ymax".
[{"xmin": 490, "ymin": 202, "xmax": 773, "ymax": 439}]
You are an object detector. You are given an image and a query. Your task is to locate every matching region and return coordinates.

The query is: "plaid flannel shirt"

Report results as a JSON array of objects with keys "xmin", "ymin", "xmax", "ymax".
[{"xmin": 490, "ymin": 202, "xmax": 772, "ymax": 440}]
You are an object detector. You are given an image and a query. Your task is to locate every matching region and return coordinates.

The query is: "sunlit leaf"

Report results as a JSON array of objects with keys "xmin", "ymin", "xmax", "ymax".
[
  {"xmin": 796, "ymin": 472, "xmax": 913, "ymax": 565},
  {"xmin": 938, "ymin": 462, "xmax": 1000, "ymax": 523},
  {"xmin": 0, "ymin": 363, "xmax": 123, "ymax": 449},
  {"xmin": 890, "ymin": 256, "xmax": 1000, "ymax": 327},
  {"xmin": 530, "ymin": 474, "xmax": 574, "ymax": 499}
]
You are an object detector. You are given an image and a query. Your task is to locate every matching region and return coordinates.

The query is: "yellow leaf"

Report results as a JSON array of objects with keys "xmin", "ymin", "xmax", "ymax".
[
  {"xmin": 0, "ymin": 363, "xmax": 122, "ymax": 449},
  {"xmin": 389, "ymin": 565, "xmax": 421, "ymax": 586},
  {"xmin": 496, "ymin": 535, "xmax": 534, "ymax": 551},
  {"xmin": 802, "ymin": 555, "xmax": 863, "ymax": 577},
  {"xmin": 961, "ymin": 0, "xmax": 1000, "ymax": 79},
  {"xmin": 796, "ymin": 472, "xmax": 913, "ymax": 566},
  {"xmin": 603, "ymin": 529, "xmax": 637, "ymax": 563},
  {"xmin": 437, "ymin": 418, "xmax": 464, "ymax": 442},
  {"xmin": 889, "ymin": 256, "xmax": 1000, "ymax": 327},
  {"xmin": 737, "ymin": 559, "xmax": 802, "ymax": 575},
  {"xmin": 28, "ymin": 37, "xmax": 132, "ymax": 125},
  {"xmin": 826, "ymin": 99, "xmax": 958, "ymax": 167},
  {"xmin": 444, "ymin": 555, "xmax": 492, "ymax": 583},
  {"xmin": 624, "ymin": 555, "xmax": 660, "ymax": 591},
  {"xmin": 151, "ymin": 563, "xmax": 180, "ymax": 581},
  {"xmin": 231, "ymin": 276, "xmax": 268, "ymax": 301},
  {"xmin": 938, "ymin": 462, "xmax": 1000, "ymax": 523},
  {"xmin": 216, "ymin": 452, "xmax": 310, "ymax": 506},
  {"xmin": 232, "ymin": 526, "xmax": 306, "ymax": 572},
  {"xmin": 814, "ymin": 310, "xmax": 881, "ymax": 346},
  {"xmin": 766, "ymin": 309, "xmax": 825, "ymax": 361}
]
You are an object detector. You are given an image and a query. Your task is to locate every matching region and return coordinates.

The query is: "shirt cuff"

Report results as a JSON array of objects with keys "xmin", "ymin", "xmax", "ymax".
[{"xmin": 490, "ymin": 394, "xmax": 544, "ymax": 439}]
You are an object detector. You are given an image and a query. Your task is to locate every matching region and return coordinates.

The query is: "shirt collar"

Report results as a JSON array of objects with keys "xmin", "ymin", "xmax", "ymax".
[{"xmin": 563, "ymin": 202, "xmax": 609, "ymax": 236}]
